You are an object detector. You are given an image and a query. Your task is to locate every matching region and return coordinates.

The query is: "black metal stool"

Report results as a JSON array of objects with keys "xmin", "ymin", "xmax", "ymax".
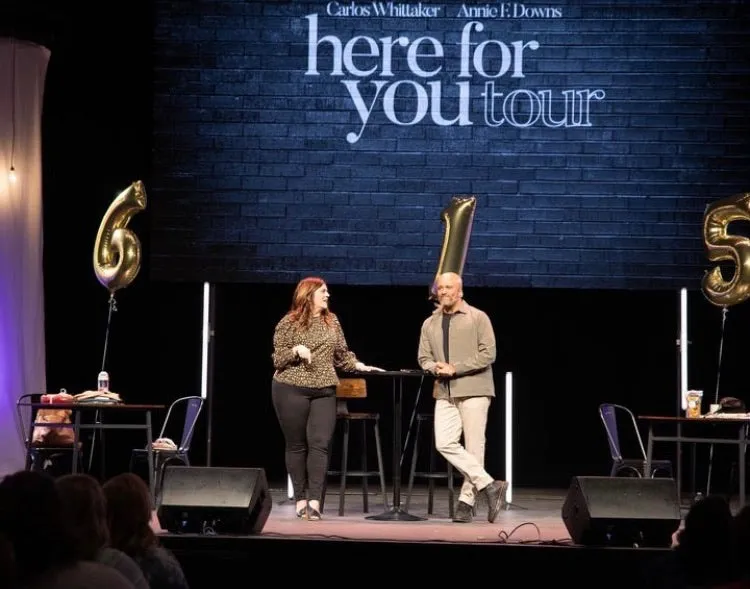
[
  {"xmin": 405, "ymin": 413, "xmax": 455, "ymax": 518},
  {"xmin": 324, "ymin": 378, "xmax": 389, "ymax": 516}
]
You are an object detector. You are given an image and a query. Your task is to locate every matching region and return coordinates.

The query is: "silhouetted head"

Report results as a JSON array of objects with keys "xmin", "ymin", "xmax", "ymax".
[
  {"xmin": 56, "ymin": 473, "xmax": 110, "ymax": 559},
  {"xmin": 102, "ymin": 472, "xmax": 156, "ymax": 557},
  {"xmin": 0, "ymin": 470, "xmax": 75, "ymax": 581}
]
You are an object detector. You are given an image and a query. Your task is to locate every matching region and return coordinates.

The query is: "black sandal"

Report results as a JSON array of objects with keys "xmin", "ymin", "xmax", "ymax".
[{"xmin": 296, "ymin": 506, "xmax": 308, "ymax": 519}]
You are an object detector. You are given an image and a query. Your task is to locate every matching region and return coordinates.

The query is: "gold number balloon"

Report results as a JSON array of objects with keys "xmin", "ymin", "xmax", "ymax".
[
  {"xmin": 93, "ymin": 181, "xmax": 147, "ymax": 294},
  {"xmin": 701, "ymin": 192, "xmax": 750, "ymax": 307},
  {"xmin": 430, "ymin": 195, "xmax": 477, "ymax": 299}
]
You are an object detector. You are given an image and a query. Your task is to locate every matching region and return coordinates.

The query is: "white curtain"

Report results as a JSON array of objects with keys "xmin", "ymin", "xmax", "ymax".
[{"xmin": 0, "ymin": 39, "xmax": 50, "ymax": 476}]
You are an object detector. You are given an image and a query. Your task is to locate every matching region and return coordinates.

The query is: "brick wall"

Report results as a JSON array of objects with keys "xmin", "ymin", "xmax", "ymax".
[{"xmin": 150, "ymin": 0, "xmax": 750, "ymax": 288}]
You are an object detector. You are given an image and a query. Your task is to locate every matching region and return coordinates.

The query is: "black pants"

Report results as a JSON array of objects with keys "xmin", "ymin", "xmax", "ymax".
[{"xmin": 271, "ymin": 380, "xmax": 337, "ymax": 502}]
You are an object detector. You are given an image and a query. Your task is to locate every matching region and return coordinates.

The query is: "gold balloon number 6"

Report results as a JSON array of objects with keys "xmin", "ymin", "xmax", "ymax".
[
  {"xmin": 430, "ymin": 195, "xmax": 477, "ymax": 299},
  {"xmin": 93, "ymin": 181, "xmax": 147, "ymax": 294},
  {"xmin": 702, "ymin": 192, "xmax": 750, "ymax": 308}
]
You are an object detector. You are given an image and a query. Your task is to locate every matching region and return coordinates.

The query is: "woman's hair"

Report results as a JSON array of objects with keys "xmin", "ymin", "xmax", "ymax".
[
  {"xmin": 287, "ymin": 276, "xmax": 332, "ymax": 328},
  {"xmin": 731, "ymin": 504, "xmax": 750, "ymax": 575},
  {"xmin": 675, "ymin": 495, "xmax": 736, "ymax": 585},
  {"xmin": 102, "ymin": 473, "xmax": 157, "ymax": 557},
  {"xmin": 0, "ymin": 532, "xmax": 15, "ymax": 585},
  {"xmin": 55, "ymin": 474, "xmax": 110, "ymax": 560},
  {"xmin": 0, "ymin": 470, "xmax": 76, "ymax": 581}
]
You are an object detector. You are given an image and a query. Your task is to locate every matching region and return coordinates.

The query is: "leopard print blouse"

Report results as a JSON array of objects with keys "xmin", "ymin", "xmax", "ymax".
[{"xmin": 272, "ymin": 313, "xmax": 359, "ymax": 389}]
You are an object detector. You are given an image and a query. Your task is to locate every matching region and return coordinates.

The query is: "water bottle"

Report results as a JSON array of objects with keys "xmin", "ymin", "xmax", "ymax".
[{"xmin": 97, "ymin": 371, "xmax": 109, "ymax": 392}]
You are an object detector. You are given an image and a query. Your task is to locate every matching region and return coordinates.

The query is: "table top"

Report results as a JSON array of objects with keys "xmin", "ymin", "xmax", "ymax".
[
  {"xmin": 639, "ymin": 414, "xmax": 750, "ymax": 423},
  {"xmin": 350, "ymin": 369, "xmax": 429, "ymax": 377},
  {"xmin": 24, "ymin": 402, "xmax": 166, "ymax": 411}
]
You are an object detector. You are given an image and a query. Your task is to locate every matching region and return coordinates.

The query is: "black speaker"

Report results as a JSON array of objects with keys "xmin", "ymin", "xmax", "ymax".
[
  {"xmin": 561, "ymin": 476, "xmax": 681, "ymax": 547},
  {"xmin": 157, "ymin": 466, "xmax": 272, "ymax": 535}
]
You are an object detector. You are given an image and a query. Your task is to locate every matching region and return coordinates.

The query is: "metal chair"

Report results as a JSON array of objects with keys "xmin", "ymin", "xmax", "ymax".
[
  {"xmin": 599, "ymin": 403, "xmax": 673, "ymax": 478},
  {"xmin": 129, "ymin": 396, "xmax": 204, "ymax": 499},
  {"xmin": 16, "ymin": 393, "xmax": 82, "ymax": 476}
]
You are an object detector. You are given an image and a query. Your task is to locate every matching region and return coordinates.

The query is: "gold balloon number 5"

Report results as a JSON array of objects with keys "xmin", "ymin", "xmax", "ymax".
[
  {"xmin": 702, "ymin": 192, "xmax": 750, "ymax": 308},
  {"xmin": 93, "ymin": 181, "xmax": 147, "ymax": 294}
]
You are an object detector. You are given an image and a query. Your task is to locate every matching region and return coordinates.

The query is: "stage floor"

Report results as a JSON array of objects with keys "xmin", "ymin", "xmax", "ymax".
[
  {"xmin": 159, "ymin": 482, "xmax": 682, "ymax": 587},
  {"xmin": 259, "ymin": 484, "xmax": 573, "ymax": 545}
]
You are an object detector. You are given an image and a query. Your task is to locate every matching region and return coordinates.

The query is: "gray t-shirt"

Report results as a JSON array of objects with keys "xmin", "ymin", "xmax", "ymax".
[
  {"xmin": 97, "ymin": 547, "xmax": 150, "ymax": 589},
  {"xmin": 21, "ymin": 560, "xmax": 137, "ymax": 589}
]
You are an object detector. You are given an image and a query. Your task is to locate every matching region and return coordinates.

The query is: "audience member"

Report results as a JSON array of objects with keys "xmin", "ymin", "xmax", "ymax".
[
  {"xmin": 55, "ymin": 473, "xmax": 149, "ymax": 589},
  {"xmin": 103, "ymin": 473, "xmax": 189, "ymax": 589},
  {"xmin": 0, "ymin": 532, "xmax": 15, "ymax": 587},
  {"xmin": 0, "ymin": 469, "xmax": 135, "ymax": 589},
  {"xmin": 643, "ymin": 494, "xmax": 737, "ymax": 588},
  {"xmin": 729, "ymin": 504, "xmax": 750, "ymax": 586}
]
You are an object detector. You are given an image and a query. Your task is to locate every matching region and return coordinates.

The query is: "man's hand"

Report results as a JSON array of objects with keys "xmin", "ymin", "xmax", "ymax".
[{"xmin": 435, "ymin": 362, "xmax": 456, "ymax": 377}]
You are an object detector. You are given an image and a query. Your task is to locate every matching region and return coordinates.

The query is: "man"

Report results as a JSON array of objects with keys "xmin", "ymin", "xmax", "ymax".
[{"xmin": 417, "ymin": 272, "xmax": 508, "ymax": 523}]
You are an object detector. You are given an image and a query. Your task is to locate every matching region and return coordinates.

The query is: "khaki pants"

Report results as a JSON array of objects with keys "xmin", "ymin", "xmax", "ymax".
[{"xmin": 434, "ymin": 396, "xmax": 494, "ymax": 506}]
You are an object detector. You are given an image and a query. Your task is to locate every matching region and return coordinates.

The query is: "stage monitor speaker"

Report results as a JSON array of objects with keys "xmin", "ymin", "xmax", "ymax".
[
  {"xmin": 157, "ymin": 466, "xmax": 272, "ymax": 535},
  {"xmin": 561, "ymin": 476, "xmax": 681, "ymax": 547}
]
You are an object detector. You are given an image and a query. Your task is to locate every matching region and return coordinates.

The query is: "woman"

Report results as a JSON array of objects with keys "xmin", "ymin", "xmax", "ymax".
[
  {"xmin": 0, "ymin": 470, "xmax": 136, "ymax": 589},
  {"xmin": 103, "ymin": 473, "xmax": 190, "ymax": 589},
  {"xmin": 272, "ymin": 276, "xmax": 383, "ymax": 520},
  {"xmin": 55, "ymin": 474, "xmax": 149, "ymax": 589}
]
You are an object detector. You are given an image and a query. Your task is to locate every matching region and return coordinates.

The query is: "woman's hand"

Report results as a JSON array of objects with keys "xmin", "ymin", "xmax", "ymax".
[
  {"xmin": 355, "ymin": 362, "xmax": 385, "ymax": 372},
  {"xmin": 293, "ymin": 345, "xmax": 312, "ymax": 363}
]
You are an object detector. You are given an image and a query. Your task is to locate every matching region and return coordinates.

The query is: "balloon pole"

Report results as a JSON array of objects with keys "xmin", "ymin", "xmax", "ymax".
[
  {"xmin": 101, "ymin": 293, "xmax": 118, "ymax": 371},
  {"xmin": 89, "ymin": 293, "xmax": 117, "ymax": 473},
  {"xmin": 705, "ymin": 306, "xmax": 728, "ymax": 496}
]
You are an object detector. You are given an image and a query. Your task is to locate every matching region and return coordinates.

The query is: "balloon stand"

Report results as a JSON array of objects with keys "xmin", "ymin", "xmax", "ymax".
[
  {"xmin": 705, "ymin": 306, "xmax": 729, "ymax": 496},
  {"xmin": 88, "ymin": 293, "xmax": 118, "ymax": 473},
  {"xmin": 100, "ymin": 293, "xmax": 118, "ymax": 372}
]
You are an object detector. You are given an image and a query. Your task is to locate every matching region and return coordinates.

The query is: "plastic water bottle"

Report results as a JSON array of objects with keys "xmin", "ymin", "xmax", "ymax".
[{"xmin": 97, "ymin": 371, "xmax": 109, "ymax": 392}]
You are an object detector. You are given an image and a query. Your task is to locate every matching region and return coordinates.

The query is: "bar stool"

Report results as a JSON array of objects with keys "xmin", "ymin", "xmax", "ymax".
[
  {"xmin": 405, "ymin": 413, "xmax": 455, "ymax": 518},
  {"xmin": 323, "ymin": 378, "xmax": 389, "ymax": 516}
]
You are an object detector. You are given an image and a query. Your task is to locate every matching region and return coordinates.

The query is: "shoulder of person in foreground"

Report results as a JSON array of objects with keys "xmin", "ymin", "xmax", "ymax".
[
  {"xmin": 21, "ymin": 560, "xmax": 139, "ymax": 589},
  {"xmin": 138, "ymin": 543, "xmax": 190, "ymax": 589},
  {"xmin": 97, "ymin": 546, "xmax": 150, "ymax": 589}
]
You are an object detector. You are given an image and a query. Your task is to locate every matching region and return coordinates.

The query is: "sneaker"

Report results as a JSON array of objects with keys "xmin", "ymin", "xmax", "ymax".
[
  {"xmin": 482, "ymin": 480, "xmax": 509, "ymax": 523},
  {"xmin": 452, "ymin": 500, "xmax": 473, "ymax": 523}
]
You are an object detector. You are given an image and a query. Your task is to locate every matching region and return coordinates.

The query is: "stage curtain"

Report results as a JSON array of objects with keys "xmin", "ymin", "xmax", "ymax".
[{"xmin": 0, "ymin": 38, "xmax": 50, "ymax": 476}]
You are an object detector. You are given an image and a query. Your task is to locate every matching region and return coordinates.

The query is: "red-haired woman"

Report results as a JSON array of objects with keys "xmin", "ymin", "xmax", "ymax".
[{"xmin": 271, "ymin": 276, "xmax": 383, "ymax": 520}]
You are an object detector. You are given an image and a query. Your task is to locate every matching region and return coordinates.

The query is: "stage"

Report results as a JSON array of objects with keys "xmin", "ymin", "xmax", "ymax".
[{"xmin": 159, "ymin": 483, "xmax": 678, "ymax": 587}]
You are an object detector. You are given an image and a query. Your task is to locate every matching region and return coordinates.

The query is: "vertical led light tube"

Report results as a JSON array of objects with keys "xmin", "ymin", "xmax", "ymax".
[
  {"xmin": 505, "ymin": 371, "xmax": 513, "ymax": 504},
  {"xmin": 201, "ymin": 282, "xmax": 216, "ymax": 466},
  {"xmin": 680, "ymin": 288, "xmax": 688, "ymax": 411},
  {"xmin": 201, "ymin": 282, "xmax": 211, "ymax": 401}
]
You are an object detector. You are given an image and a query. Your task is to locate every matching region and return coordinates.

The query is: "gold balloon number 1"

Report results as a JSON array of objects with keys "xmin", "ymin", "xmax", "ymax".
[
  {"xmin": 430, "ymin": 195, "xmax": 477, "ymax": 299},
  {"xmin": 702, "ymin": 192, "xmax": 750, "ymax": 308}
]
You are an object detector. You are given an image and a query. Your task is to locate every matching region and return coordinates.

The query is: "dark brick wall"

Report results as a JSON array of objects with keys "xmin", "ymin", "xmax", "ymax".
[{"xmin": 150, "ymin": 0, "xmax": 750, "ymax": 288}]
